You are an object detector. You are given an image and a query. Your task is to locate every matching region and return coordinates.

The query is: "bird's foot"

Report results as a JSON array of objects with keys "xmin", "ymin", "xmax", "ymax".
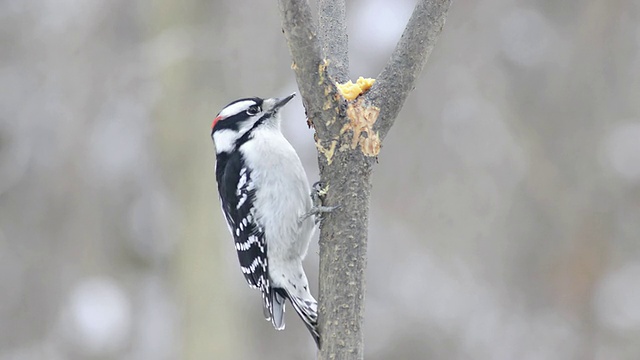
[{"xmin": 300, "ymin": 181, "xmax": 340, "ymax": 224}]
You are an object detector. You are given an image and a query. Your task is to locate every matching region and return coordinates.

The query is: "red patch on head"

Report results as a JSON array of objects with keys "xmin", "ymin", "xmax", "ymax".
[{"xmin": 211, "ymin": 115, "xmax": 223, "ymax": 129}]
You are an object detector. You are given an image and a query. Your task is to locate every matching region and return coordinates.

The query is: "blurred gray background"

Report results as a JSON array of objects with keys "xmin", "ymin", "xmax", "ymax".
[{"xmin": 1, "ymin": 0, "xmax": 640, "ymax": 359}]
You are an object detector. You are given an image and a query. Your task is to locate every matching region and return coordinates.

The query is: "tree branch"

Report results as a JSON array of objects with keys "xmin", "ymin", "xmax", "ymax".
[
  {"xmin": 278, "ymin": 1, "xmax": 451, "ymax": 359},
  {"xmin": 277, "ymin": 0, "xmax": 328, "ymax": 120},
  {"xmin": 318, "ymin": 0, "xmax": 349, "ymax": 82},
  {"xmin": 366, "ymin": 0, "xmax": 452, "ymax": 140},
  {"xmin": 278, "ymin": 0, "xmax": 350, "ymax": 164}
]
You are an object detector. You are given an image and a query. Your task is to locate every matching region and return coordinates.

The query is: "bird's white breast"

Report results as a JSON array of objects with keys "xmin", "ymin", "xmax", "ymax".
[{"xmin": 239, "ymin": 127, "xmax": 314, "ymax": 260}]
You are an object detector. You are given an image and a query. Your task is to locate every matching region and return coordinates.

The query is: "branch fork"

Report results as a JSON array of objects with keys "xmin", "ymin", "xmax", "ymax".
[{"xmin": 277, "ymin": 0, "xmax": 451, "ymax": 358}]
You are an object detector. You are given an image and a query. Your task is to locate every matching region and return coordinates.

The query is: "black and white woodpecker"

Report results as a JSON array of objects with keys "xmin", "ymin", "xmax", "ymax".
[{"xmin": 211, "ymin": 93, "xmax": 324, "ymax": 346}]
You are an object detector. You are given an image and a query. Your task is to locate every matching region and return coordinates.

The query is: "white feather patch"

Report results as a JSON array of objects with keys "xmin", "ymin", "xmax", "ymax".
[{"xmin": 218, "ymin": 100, "xmax": 255, "ymax": 119}]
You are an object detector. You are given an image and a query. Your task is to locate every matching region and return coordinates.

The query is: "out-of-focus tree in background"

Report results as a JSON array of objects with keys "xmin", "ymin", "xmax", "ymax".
[{"xmin": 1, "ymin": 0, "xmax": 639, "ymax": 359}]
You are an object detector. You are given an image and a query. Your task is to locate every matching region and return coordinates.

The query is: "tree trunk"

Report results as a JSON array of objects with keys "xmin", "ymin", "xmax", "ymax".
[{"xmin": 278, "ymin": 0, "xmax": 451, "ymax": 358}]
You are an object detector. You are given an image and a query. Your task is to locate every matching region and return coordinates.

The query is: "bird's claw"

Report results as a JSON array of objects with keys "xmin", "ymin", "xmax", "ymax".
[{"xmin": 300, "ymin": 181, "xmax": 339, "ymax": 224}]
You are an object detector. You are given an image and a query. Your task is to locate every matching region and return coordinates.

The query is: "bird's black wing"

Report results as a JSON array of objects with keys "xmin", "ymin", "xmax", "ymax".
[{"xmin": 215, "ymin": 151, "xmax": 274, "ymax": 319}]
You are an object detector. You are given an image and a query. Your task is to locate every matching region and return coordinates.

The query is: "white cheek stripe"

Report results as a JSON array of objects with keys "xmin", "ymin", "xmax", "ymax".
[
  {"xmin": 213, "ymin": 129, "xmax": 240, "ymax": 153},
  {"xmin": 218, "ymin": 100, "xmax": 255, "ymax": 119},
  {"xmin": 213, "ymin": 117, "xmax": 259, "ymax": 153}
]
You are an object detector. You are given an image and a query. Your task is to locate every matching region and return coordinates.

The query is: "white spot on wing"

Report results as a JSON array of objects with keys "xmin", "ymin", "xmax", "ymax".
[
  {"xmin": 235, "ymin": 234, "xmax": 260, "ymax": 251},
  {"xmin": 240, "ymin": 256, "xmax": 264, "ymax": 274}
]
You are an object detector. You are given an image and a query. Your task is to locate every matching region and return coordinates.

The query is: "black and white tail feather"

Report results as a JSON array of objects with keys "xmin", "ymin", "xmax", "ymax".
[
  {"xmin": 211, "ymin": 93, "xmax": 320, "ymax": 347},
  {"xmin": 271, "ymin": 287, "xmax": 319, "ymax": 346}
]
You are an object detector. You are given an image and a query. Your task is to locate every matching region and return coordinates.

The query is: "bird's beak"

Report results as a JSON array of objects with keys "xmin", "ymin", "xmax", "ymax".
[{"xmin": 273, "ymin": 93, "xmax": 296, "ymax": 110}]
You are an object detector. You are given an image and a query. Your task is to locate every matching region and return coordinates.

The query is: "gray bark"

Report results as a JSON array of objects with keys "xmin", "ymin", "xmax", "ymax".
[
  {"xmin": 318, "ymin": 0, "xmax": 349, "ymax": 83},
  {"xmin": 278, "ymin": 0, "xmax": 451, "ymax": 358}
]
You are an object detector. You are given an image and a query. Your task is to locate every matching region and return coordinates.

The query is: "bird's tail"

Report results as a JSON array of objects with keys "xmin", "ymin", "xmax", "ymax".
[
  {"xmin": 285, "ymin": 287, "xmax": 319, "ymax": 347},
  {"xmin": 266, "ymin": 287, "xmax": 319, "ymax": 347},
  {"xmin": 265, "ymin": 288, "xmax": 286, "ymax": 330}
]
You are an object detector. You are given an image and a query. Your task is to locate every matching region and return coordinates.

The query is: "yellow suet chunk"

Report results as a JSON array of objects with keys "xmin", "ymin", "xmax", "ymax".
[{"xmin": 336, "ymin": 77, "xmax": 375, "ymax": 100}]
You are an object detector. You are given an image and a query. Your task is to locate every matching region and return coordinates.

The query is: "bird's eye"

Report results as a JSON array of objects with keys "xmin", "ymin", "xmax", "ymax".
[{"xmin": 246, "ymin": 105, "xmax": 261, "ymax": 115}]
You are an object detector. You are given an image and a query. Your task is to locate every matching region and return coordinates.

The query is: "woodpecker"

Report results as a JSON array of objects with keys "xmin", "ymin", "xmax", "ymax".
[{"xmin": 211, "ymin": 93, "xmax": 320, "ymax": 346}]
